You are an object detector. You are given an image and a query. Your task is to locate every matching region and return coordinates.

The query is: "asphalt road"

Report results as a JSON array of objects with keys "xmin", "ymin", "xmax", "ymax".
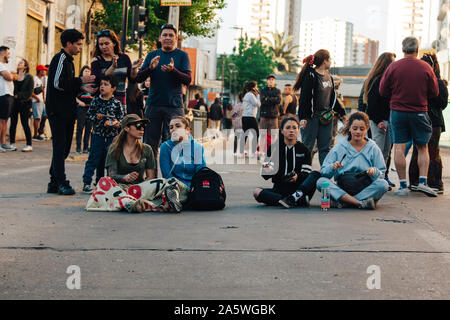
[{"xmin": 1, "ymin": 138, "xmax": 450, "ymax": 299}]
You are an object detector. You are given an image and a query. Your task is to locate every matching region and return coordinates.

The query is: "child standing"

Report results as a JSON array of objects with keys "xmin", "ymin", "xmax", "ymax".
[{"xmin": 82, "ymin": 75, "xmax": 124, "ymax": 193}]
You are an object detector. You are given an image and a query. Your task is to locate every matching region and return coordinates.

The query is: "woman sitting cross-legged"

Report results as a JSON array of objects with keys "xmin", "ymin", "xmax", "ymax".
[
  {"xmin": 316, "ymin": 111, "xmax": 389, "ymax": 210},
  {"xmin": 159, "ymin": 116, "xmax": 206, "ymax": 189},
  {"xmin": 253, "ymin": 117, "xmax": 321, "ymax": 208},
  {"xmin": 86, "ymin": 114, "xmax": 188, "ymax": 213}
]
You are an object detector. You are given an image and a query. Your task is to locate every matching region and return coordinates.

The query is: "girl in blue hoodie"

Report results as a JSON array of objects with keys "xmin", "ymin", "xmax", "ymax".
[
  {"xmin": 160, "ymin": 116, "xmax": 206, "ymax": 188},
  {"xmin": 317, "ymin": 112, "xmax": 389, "ymax": 210}
]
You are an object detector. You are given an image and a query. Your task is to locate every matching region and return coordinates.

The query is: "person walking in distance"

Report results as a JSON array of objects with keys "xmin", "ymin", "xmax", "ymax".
[
  {"xmin": 281, "ymin": 84, "xmax": 297, "ymax": 121},
  {"xmin": 136, "ymin": 24, "xmax": 192, "ymax": 173},
  {"xmin": 46, "ymin": 29, "xmax": 97, "ymax": 195},
  {"xmin": 260, "ymin": 74, "xmax": 281, "ymax": 156},
  {"xmin": 241, "ymin": 81, "xmax": 261, "ymax": 158},
  {"xmin": 379, "ymin": 37, "xmax": 439, "ymax": 197},
  {"xmin": 0, "ymin": 46, "xmax": 18, "ymax": 152},
  {"xmin": 294, "ymin": 50, "xmax": 347, "ymax": 166},
  {"xmin": 31, "ymin": 65, "xmax": 48, "ymax": 141}
]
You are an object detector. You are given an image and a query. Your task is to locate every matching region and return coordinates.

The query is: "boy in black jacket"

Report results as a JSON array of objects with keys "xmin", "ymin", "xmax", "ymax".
[
  {"xmin": 46, "ymin": 29, "xmax": 97, "ymax": 195},
  {"xmin": 254, "ymin": 117, "xmax": 321, "ymax": 208}
]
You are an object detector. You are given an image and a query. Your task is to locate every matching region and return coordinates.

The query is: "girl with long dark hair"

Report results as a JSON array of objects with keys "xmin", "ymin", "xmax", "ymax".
[
  {"xmin": 364, "ymin": 52, "xmax": 396, "ymax": 188},
  {"xmin": 10, "ymin": 59, "xmax": 34, "ymax": 152},
  {"xmin": 293, "ymin": 49, "xmax": 347, "ymax": 165}
]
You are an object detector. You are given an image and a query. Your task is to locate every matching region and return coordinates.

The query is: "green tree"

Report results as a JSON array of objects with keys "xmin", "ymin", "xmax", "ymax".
[
  {"xmin": 218, "ymin": 36, "xmax": 276, "ymax": 95},
  {"xmin": 262, "ymin": 31, "xmax": 299, "ymax": 73},
  {"xmin": 93, "ymin": 0, "xmax": 226, "ymax": 48}
]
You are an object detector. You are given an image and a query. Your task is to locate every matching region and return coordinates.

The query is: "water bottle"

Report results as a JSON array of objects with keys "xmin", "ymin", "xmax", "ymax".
[{"xmin": 321, "ymin": 182, "xmax": 331, "ymax": 212}]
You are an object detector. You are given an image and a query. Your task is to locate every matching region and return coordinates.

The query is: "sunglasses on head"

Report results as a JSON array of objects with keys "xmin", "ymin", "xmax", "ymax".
[
  {"xmin": 97, "ymin": 30, "xmax": 111, "ymax": 38},
  {"xmin": 160, "ymin": 24, "xmax": 177, "ymax": 33},
  {"xmin": 130, "ymin": 122, "xmax": 146, "ymax": 130}
]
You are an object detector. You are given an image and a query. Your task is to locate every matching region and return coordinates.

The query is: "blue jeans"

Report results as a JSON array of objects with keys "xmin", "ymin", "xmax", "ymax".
[
  {"xmin": 82, "ymin": 134, "xmax": 114, "ymax": 184},
  {"xmin": 317, "ymin": 177, "xmax": 389, "ymax": 202}
]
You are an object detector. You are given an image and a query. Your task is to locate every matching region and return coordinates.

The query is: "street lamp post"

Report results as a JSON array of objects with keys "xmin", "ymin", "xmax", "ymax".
[{"xmin": 228, "ymin": 62, "xmax": 235, "ymax": 100}]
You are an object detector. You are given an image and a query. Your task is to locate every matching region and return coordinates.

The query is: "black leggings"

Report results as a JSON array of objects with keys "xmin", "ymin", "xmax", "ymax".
[
  {"xmin": 242, "ymin": 116, "xmax": 259, "ymax": 153},
  {"xmin": 10, "ymin": 100, "xmax": 32, "ymax": 145},
  {"xmin": 256, "ymin": 171, "xmax": 321, "ymax": 206}
]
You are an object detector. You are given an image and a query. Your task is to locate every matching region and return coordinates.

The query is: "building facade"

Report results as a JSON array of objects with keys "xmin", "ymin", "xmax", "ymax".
[
  {"xmin": 352, "ymin": 34, "xmax": 379, "ymax": 66},
  {"xmin": 0, "ymin": 0, "xmax": 97, "ymax": 77},
  {"xmin": 299, "ymin": 17, "xmax": 354, "ymax": 67}
]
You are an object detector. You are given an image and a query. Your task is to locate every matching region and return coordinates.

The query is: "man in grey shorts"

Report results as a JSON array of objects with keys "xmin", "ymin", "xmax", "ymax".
[{"xmin": 380, "ymin": 37, "xmax": 439, "ymax": 197}]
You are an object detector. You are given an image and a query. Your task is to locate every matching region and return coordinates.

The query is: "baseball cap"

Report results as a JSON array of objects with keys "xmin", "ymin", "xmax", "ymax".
[
  {"xmin": 120, "ymin": 114, "xmax": 150, "ymax": 129},
  {"xmin": 36, "ymin": 65, "xmax": 49, "ymax": 72},
  {"xmin": 266, "ymin": 74, "xmax": 276, "ymax": 80}
]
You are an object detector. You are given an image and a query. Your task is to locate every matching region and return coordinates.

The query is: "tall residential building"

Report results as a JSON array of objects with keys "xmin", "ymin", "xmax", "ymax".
[
  {"xmin": 299, "ymin": 17, "xmax": 354, "ymax": 67},
  {"xmin": 386, "ymin": 0, "xmax": 441, "ymax": 57},
  {"xmin": 352, "ymin": 34, "xmax": 379, "ymax": 66},
  {"xmin": 283, "ymin": 0, "xmax": 302, "ymax": 49}
]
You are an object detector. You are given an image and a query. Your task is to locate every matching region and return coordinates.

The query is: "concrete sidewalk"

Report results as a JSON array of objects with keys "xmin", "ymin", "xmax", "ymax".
[{"xmin": 1, "ymin": 138, "xmax": 450, "ymax": 299}]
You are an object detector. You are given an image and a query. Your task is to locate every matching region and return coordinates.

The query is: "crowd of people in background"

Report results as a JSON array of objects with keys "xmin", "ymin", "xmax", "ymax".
[{"xmin": 0, "ymin": 25, "xmax": 447, "ymax": 212}]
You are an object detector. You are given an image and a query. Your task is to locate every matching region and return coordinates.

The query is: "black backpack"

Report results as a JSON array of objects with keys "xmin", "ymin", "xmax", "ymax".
[{"xmin": 188, "ymin": 167, "xmax": 226, "ymax": 210}]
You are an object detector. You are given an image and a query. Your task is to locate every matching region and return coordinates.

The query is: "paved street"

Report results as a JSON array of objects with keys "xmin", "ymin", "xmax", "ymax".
[{"xmin": 1, "ymin": 138, "xmax": 450, "ymax": 299}]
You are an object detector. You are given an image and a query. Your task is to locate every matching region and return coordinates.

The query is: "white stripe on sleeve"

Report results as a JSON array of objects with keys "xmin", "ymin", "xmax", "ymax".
[{"xmin": 54, "ymin": 53, "xmax": 66, "ymax": 91}]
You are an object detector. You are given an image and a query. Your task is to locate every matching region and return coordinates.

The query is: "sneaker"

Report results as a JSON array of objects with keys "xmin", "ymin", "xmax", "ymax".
[
  {"xmin": 2, "ymin": 144, "xmax": 16, "ymax": 151},
  {"xmin": 164, "ymin": 186, "xmax": 182, "ymax": 213},
  {"xmin": 384, "ymin": 176, "xmax": 396, "ymax": 188},
  {"xmin": 394, "ymin": 188, "xmax": 408, "ymax": 196},
  {"xmin": 416, "ymin": 184, "xmax": 438, "ymax": 197},
  {"xmin": 279, "ymin": 195, "xmax": 297, "ymax": 209},
  {"xmin": 33, "ymin": 136, "xmax": 44, "ymax": 141},
  {"xmin": 430, "ymin": 187, "xmax": 444, "ymax": 195},
  {"xmin": 0, "ymin": 147, "xmax": 4, "ymax": 153},
  {"xmin": 21, "ymin": 145, "xmax": 33, "ymax": 152},
  {"xmin": 83, "ymin": 149, "xmax": 89, "ymax": 154},
  {"xmin": 76, "ymin": 147, "xmax": 81, "ymax": 153},
  {"xmin": 299, "ymin": 195, "xmax": 310, "ymax": 208},
  {"xmin": 82, "ymin": 183, "xmax": 93, "ymax": 194},
  {"xmin": 359, "ymin": 198, "xmax": 376, "ymax": 210},
  {"xmin": 409, "ymin": 184, "xmax": 419, "ymax": 192},
  {"xmin": 58, "ymin": 181, "xmax": 75, "ymax": 196},
  {"xmin": 330, "ymin": 198, "xmax": 343, "ymax": 209},
  {"xmin": 39, "ymin": 134, "xmax": 47, "ymax": 140},
  {"xmin": 47, "ymin": 181, "xmax": 59, "ymax": 194}
]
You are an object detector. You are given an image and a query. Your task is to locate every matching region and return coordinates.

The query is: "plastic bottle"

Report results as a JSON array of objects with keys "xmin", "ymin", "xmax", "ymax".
[{"xmin": 321, "ymin": 182, "xmax": 330, "ymax": 212}]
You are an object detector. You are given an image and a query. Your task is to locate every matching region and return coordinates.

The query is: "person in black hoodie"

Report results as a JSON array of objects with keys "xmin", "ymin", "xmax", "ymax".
[
  {"xmin": 294, "ymin": 49, "xmax": 347, "ymax": 166},
  {"xmin": 46, "ymin": 29, "xmax": 97, "ymax": 195},
  {"xmin": 409, "ymin": 53, "xmax": 448, "ymax": 194},
  {"xmin": 253, "ymin": 117, "xmax": 321, "ymax": 208},
  {"xmin": 364, "ymin": 52, "xmax": 396, "ymax": 188},
  {"xmin": 260, "ymin": 74, "xmax": 281, "ymax": 155}
]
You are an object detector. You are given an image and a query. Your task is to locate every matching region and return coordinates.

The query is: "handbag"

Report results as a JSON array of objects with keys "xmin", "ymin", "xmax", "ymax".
[
  {"xmin": 34, "ymin": 86, "xmax": 43, "ymax": 95},
  {"xmin": 318, "ymin": 109, "xmax": 334, "ymax": 125},
  {"xmin": 336, "ymin": 172, "xmax": 372, "ymax": 196}
]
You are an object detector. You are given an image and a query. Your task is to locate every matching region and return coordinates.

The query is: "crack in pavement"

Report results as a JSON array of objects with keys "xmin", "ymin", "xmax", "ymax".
[{"xmin": 1, "ymin": 246, "xmax": 450, "ymax": 254}]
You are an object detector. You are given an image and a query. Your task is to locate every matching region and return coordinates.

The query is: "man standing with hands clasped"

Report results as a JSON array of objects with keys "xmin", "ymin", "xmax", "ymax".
[
  {"xmin": 136, "ymin": 24, "xmax": 192, "ymax": 173},
  {"xmin": 46, "ymin": 29, "xmax": 97, "ymax": 195}
]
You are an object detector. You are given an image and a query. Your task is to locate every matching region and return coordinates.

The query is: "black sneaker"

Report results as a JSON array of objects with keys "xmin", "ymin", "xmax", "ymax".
[
  {"xmin": 58, "ymin": 182, "xmax": 75, "ymax": 195},
  {"xmin": 76, "ymin": 147, "xmax": 81, "ymax": 153},
  {"xmin": 299, "ymin": 195, "xmax": 310, "ymax": 208},
  {"xmin": 47, "ymin": 181, "xmax": 59, "ymax": 194},
  {"xmin": 164, "ymin": 186, "xmax": 182, "ymax": 213},
  {"xmin": 82, "ymin": 183, "xmax": 93, "ymax": 194},
  {"xmin": 83, "ymin": 149, "xmax": 89, "ymax": 154},
  {"xmin": 279, "ymin": 195, "xmax": 297, "ymax": 209}
]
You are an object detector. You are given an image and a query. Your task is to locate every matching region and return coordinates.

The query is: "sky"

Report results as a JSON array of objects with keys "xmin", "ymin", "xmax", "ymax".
[{"xmin": 217, "ymin": 0, "xmax": 390, "ymax": 54}]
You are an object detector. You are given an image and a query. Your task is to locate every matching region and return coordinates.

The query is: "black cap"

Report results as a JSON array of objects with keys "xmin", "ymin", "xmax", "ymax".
[
  {"xmin": 120, "ymin": 114, "xmax": 149, "ymax": 129},
  {"xmin": 267, "ymin": 74, "xmax": 276, "ymax": 80}
]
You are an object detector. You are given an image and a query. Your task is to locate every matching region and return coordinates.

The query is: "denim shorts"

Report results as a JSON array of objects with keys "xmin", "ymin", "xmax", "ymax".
[
  {"xmin": 390, "ymin": 110, "xmax": 432, "ymax": 145},
  {"xmin": 32, "ymin": 101, "xmax": 45, "ymax": 119}
]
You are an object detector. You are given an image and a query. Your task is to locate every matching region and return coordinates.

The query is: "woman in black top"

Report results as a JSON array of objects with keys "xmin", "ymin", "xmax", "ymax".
[
  {"xmin": 253, "ymin": 117, "xmax": 321, "ymax": 209},
  {"xmin": 364, "ymin": 52, "xmax": 396, "ymax": 187},
  {"xmin": 10, "ymin": 59, "xmax": 34, "ymax": 152},
  {"xmin": 293, "ymin": 49, "xmax": 347, "ymax": 166},
  {"xmin": 409, "ymin": 53, "xmax": 449, "ymax": 193}
]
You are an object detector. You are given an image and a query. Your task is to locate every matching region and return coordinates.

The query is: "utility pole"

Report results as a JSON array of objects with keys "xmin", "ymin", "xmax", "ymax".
[
  {"xmin": 121, "ymin": 0, "xmax": 129, "ymax": 51},
  {"xmin": 139, "ymin": 0, "xmax": 146, "ymax": 58},
  {"xmin": 168, "ymin": 6, "xmax": 180, "ymax": 30}
]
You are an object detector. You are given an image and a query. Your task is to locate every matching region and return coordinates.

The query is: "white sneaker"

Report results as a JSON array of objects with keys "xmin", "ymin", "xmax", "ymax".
[
  {"xmin": 394, "ymin": 188, "xmax": 408, "ymax": 196},
  {"xmin": 416, "ymin": 184, "xmax": 437, "ymax": 197},
  {"xmin": 22, "ymin": 145, "xmax": 33, "ymax": 152}
]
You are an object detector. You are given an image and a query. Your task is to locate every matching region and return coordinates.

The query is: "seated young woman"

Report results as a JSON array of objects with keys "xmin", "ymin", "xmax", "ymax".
[
  {"xmin": 105, "ymin": 114, "xmax": 155, "ymax": 184},
  {"xmin": 160, "ymin": 116, "xmax": 206, "ymax": 188},
  {"xmin": 316, "ymin": 111, "xmax": 389, "ymax": 210},
  {"xmin": 253, "ymin": 117, "xmax": 321, "ymax": 208}
]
